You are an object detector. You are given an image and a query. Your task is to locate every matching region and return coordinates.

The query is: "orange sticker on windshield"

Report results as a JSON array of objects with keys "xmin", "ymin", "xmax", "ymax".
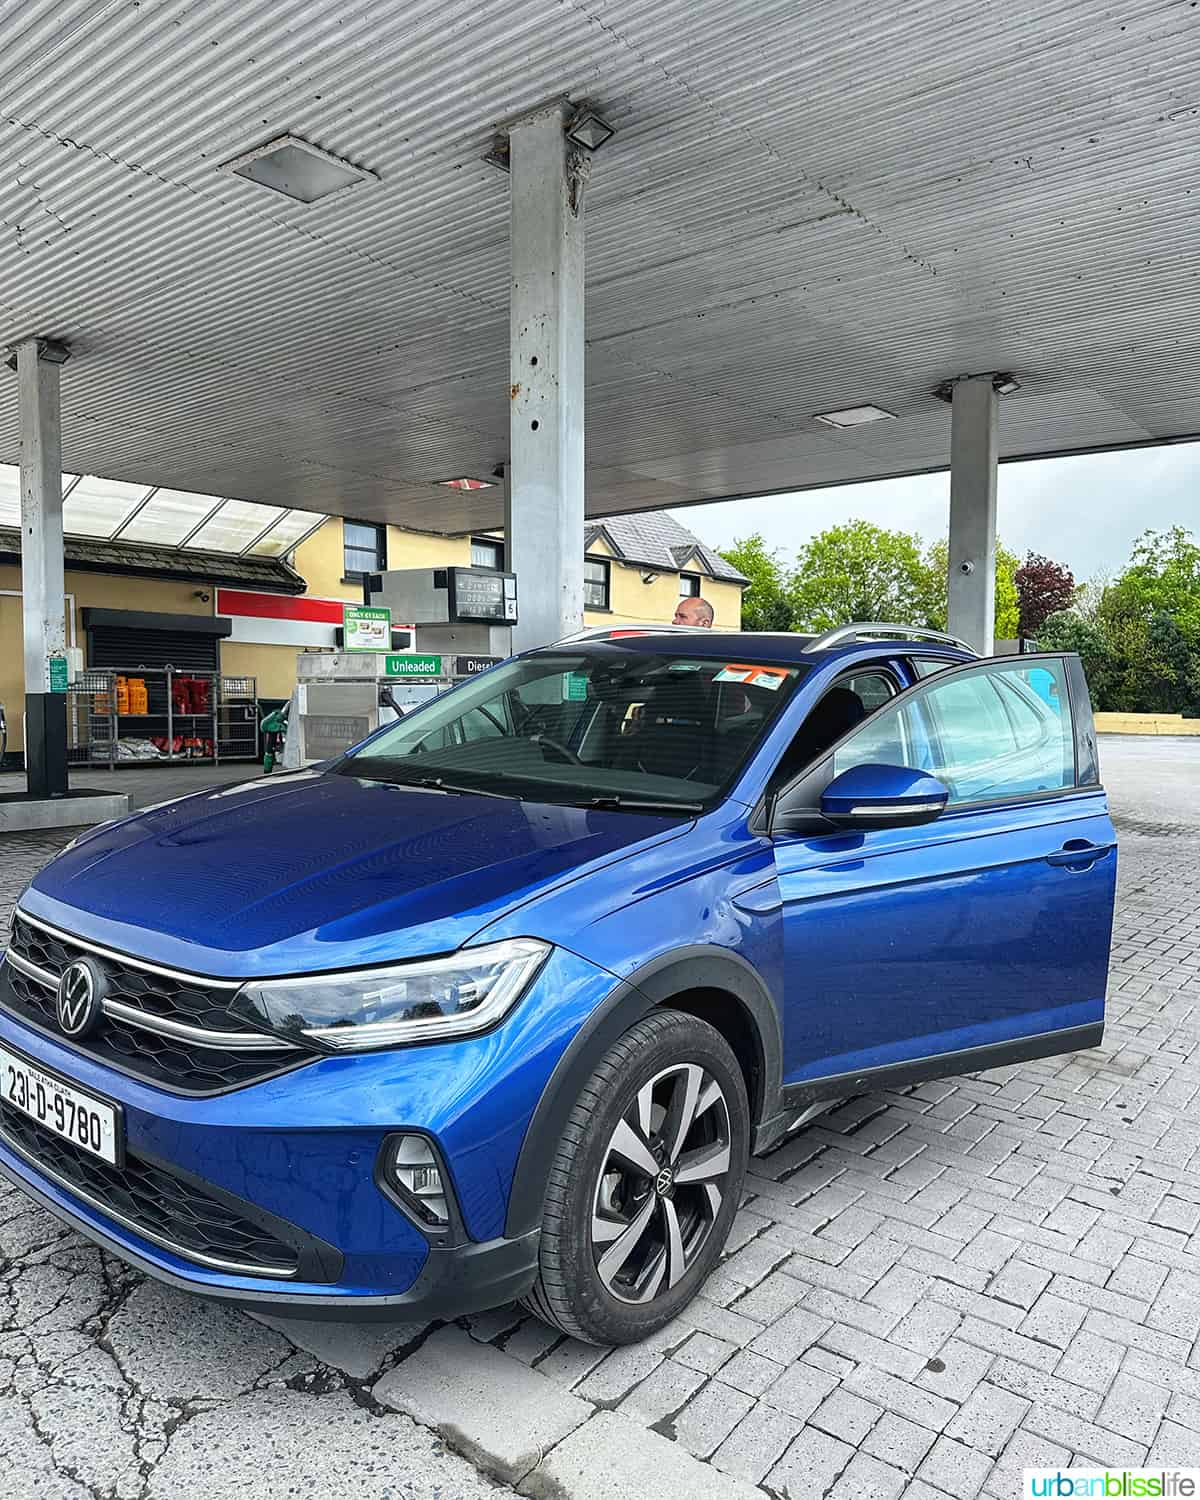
[{"xmin": 715, "ymin": 664, "xmax": 789, "ymax": 689}]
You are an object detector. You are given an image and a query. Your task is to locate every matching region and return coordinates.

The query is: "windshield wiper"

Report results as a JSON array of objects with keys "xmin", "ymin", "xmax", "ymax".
[
  {"xmin": 581, "ymin": 795, "xmax": 703, "ymax": 815},
  {"xmin": 372, "ymin": 772, "xmax": 516, "ymax": 800}
]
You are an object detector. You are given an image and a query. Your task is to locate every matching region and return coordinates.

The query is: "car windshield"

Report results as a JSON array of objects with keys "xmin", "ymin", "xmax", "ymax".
[{"xmin": 337, "ymin": 647, "xmax": 807, "ymax": 811}]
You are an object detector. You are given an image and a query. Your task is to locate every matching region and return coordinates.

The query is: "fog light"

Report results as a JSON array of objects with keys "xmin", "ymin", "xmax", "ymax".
[{"xmin": 388, "ymin": 1136, "xmax": 449, "ymax": 1227}]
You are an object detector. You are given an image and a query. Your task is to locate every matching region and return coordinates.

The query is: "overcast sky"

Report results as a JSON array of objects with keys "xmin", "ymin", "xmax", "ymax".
[{"xmin": 671, "ymin": 440, "xmax": 1200, "ymax": 582}]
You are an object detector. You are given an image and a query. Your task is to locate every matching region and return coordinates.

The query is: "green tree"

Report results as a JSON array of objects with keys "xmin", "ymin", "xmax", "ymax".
[
  {"xmin": 994, "ymin": 542, "xmax": 1021, "ymax": 641},
  {"xmin": 719, "ymin": 534, "xmax": 794, "ymax": 631},
  {"xmin": 788, "ymin": 521, "xmax": 942, "ymax": 632},
  {"xmin": 1038, "ymin": 608, "xmax": 1124, "ymax": 709},
  {"xmin": 1105, "ymin": 527, "xmax": 1200, "ymax": 642},
  {"xmin": 1039, "ymin": 529, "xmax": 1200, "ymax": 714}
]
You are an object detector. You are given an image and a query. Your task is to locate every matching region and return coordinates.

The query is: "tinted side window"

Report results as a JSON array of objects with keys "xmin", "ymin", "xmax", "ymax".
[
  {"xmin": 911, "ymin": 657, "xmax": 954, "ymax": 679},
  {"xmin": 840, "ymin": 672, "xmax": 896, "ymax": 712},
  {"xmin": 832, "ymin": 659, "xmax": 1075, "ymax": 805}
]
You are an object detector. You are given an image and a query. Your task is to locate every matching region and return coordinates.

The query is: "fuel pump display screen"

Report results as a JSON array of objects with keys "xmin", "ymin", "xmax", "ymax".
[{"xmin": 448, "ymin": 568, "xmax": 517, "ymax": 623}]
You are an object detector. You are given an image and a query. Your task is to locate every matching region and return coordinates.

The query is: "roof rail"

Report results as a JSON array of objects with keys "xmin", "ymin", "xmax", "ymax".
[
  {"xmin": 806, "ymin": 622, "xmax": 979, "ymax": 655},
  {"xmin": 552, "ymin": 622, "xmax": 718, "ymax": 645}
]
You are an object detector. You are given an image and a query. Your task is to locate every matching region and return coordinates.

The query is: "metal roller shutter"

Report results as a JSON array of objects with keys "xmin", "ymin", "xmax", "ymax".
[{"xmin": 87, "ymin": 627, "xmax": 218, "ymax": 673}]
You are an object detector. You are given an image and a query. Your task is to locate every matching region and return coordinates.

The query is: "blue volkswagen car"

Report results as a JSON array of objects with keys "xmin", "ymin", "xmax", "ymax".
[{"xmin": 0, "ymin": 626, "xmax": 1115, "ymax": 1345}]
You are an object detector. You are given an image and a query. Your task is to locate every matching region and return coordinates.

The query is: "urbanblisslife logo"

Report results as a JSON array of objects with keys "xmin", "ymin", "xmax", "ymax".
[{"xmin": 1025, "ymin": 1472, "xmax": 1200, "ymax": 1498}]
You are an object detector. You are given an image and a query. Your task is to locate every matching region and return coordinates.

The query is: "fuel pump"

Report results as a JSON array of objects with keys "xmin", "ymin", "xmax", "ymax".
[{"xmin": 282, "ymin": 565, "xmax": 517, "ymax": 769}]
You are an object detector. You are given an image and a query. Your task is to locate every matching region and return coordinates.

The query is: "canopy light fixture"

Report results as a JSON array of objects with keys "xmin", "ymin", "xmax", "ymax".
[
  {"xmin": 435, "ymin": 476, "xmax": 497, "ymax": 491},
  {"xmin": 482, "ymin": 135, "xmax": 510, "ymax": 173},
  {"xmin": 813, "ymin": 404, "xmax": 896, "ymax": 428},
  {"xmin": 934, "ymin": 372, "xmax": 1022, "ymax": 402},
  {"xmin": 4, "ymin": 336, "xmax": 71, "ymax": 371},
  {"xmin": 565, "ymin": 108, "xmax": 615, "ymax": 152},
  {"xmin": 220, "ymin": 135, "xmax": 378, "ymax": 204}
]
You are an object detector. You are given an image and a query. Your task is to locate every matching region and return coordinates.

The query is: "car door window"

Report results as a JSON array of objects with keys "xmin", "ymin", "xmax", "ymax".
[
  {"xmin": 839, "ymin": 672, "xmax": 896, "ymax": 713},
  {"xmin": 831, "ymin": 658, "xmax": 1075, "ymax": 805},
  {"xmin": 910, "ymin": 656, "xmax": 954, "ymax": 679},
  {"xmin": 771, "ymin": 669, "xmax": 897, "ymax": 786}
]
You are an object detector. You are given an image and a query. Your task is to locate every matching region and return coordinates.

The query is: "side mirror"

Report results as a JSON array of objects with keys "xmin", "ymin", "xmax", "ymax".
[{"xmin": 819, "ymin": 763, "xmax": 949, "ymax": 830}]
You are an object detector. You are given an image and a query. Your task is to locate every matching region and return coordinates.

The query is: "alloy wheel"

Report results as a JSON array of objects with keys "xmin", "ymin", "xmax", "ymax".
[{"xmin": 590, "ymin": 1061, "xmax": 732, "ymax": 1305}]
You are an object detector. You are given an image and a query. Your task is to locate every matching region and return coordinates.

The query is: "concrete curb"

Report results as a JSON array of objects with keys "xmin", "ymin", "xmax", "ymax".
[{"xmin": 0, "ymin": 792, "xmax": 128, "ymax": 831}]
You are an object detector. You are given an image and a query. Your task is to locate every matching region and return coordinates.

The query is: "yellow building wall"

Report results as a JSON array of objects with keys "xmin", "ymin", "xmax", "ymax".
[
  {"xmin": 219, "ymin": 641, "xmax": 305, "ymax": 701},
  {"xmin": 581, "ymin": 541, "xmax": 745, "ymax": 628},
  {"xmin": 290, "ymin": 520, "xmax": 473, "ymax": 600},
  {"xmin": 0, "ymin": 577, "xmax": 26, "ymax": 753},
  {"xmin": 388, "ymin": 528, "xmax": 473, "ymax": 571}
]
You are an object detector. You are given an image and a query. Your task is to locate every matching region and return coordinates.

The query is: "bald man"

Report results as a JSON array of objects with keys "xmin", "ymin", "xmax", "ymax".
[{"xmin": 673, "ymin": 595, "xmax": 714, "ymax": 627}]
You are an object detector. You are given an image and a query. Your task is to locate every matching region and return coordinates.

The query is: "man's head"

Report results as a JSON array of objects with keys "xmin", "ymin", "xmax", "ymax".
[{"xmin": 673, "ymin": 595, "xmax": 714, "ymax": 628}]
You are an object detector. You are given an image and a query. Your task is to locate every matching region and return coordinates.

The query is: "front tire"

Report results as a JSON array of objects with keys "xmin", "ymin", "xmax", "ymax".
[{"xmin": 522, "ymin": 1009, "xmax": 749, "ymax": 1345}]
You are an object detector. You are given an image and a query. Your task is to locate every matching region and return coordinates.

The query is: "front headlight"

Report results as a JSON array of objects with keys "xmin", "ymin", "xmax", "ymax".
[{"xmin": 231, "ymin": 938, "xmax": 550, "ymax": 1052}]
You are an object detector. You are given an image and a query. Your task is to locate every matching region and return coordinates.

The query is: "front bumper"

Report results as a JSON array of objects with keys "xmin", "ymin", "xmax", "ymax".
[
  {"xmin": 0, "ymin": 943, "xmax": 619, "ymax": 1316},
  {"xmin": 0, "ymin": 1142, "xmax": 539, "ymax": 1319}
]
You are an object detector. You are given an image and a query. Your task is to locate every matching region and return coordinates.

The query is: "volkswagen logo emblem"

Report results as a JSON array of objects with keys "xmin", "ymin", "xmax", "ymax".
[
  {"xmin": 56, "ymin": 959, "xmax": 103, "ymax": 1039},
  {"xmin": 655, "ymin": 1165, "xmax": 675, "ymax": 1198}
]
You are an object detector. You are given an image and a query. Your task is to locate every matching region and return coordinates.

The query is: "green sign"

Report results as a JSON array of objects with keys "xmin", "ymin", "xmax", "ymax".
[
  {"xmin": 386, "ymin": 654, "xmax": 443, "ymax": 677},
  {"xmin": 343, "ymin": 604, "xmax": 391, "ymax": 653},
  {"xmin": 564, "ymin": 672, "xmax": 589, "ymax": 701},
  {"xmin": 48, "ymin": 656, "xmax": 69, "ymax": 693}
]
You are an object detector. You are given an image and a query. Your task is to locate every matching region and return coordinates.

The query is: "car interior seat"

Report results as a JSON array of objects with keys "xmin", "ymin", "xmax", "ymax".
[
  {"xmin": 626, "ymin": 674, "xmax": 713, "ymax": 782},
  {"xmin": 773, "ymin": 684, "xmax": 868, "ymax": 787}
]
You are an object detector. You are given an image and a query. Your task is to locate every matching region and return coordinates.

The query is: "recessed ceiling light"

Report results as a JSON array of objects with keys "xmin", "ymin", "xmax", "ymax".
[
  {"xmin": 565, "ymin": 108, "xmax": 616, "ymax": 152},
  {"xmin": 813, "ymin": 404, "xmax": 897, "ymax": 428},
  {"xmin": 435, "ymin": 477, "xmax": 497, "ymax": 491},
  {"xmin": 220, "ymin": 135, "xmax": 378, "ymax": 204}
]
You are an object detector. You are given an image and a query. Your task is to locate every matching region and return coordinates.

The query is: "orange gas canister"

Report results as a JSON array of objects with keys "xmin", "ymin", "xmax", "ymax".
[
  {"xmin": 115, "ymin": 676, "xmax": 130, "ymax": 715},
  {"xmin": 127, "ymin": 677, "xmax": 148, "ymax": 715}
]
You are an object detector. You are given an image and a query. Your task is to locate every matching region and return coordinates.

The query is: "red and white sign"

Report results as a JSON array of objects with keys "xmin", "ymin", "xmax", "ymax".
[
  {"xmin": 216, "ymin": 589, "xmax": 415, "ymax": 652},
  {"xmin": 216, "ymin": 589, "xmax": 346, "ymax": 648}
]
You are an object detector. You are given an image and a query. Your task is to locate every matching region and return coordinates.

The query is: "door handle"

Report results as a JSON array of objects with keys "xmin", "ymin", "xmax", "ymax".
[{"xmin": 1045, "ymin": 839, "xmax": 1115, "ymax": 870}]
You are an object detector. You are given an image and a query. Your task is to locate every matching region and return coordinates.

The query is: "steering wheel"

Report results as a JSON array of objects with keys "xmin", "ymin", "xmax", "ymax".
[
  {"xmin": 475, "ymin": 704, "xmax": 507, "ymax": 736},
  {"xmin": 530, "ymin": 733, "xmax": 582, "ymax": 765}
]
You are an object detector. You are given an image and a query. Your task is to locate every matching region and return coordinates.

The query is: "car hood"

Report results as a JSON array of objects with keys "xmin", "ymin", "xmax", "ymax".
[{"xmin": 20, "ymin": 770, "xmax": 691, "ymax": 977}]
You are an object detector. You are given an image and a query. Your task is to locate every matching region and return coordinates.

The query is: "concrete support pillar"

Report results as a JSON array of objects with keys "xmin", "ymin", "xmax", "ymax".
[
  {"xmin": 947, "ymin": 374, "xmax": 999, "ymax": 655},
  {"xmin": 507, "ymin": 102, "xmax": 587, "ymax": 652},
  {"xmin": 12, "ymin": 337, "xmax": 70, "ymax": 796}
]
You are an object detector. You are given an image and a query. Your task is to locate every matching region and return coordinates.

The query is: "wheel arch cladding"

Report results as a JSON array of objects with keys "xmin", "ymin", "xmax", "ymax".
[{"xmin": 504, "ymin": 945, "xmax": 783, "ymax": 1239}]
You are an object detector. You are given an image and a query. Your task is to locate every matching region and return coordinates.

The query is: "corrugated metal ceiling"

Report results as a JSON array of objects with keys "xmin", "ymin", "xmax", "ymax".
[{"xmin": 0, "ymin": 0, "xmax": 1196, "ymax": 534}]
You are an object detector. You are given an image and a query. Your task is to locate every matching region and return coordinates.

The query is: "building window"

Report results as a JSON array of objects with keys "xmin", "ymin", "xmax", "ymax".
[
  {"xmin": 584, "ymin": 556, "xmax": 611, "ymax": 610},
  {"xmin": 679, "ymin": 573, "xmax": 701, "ymax": 598},
  {"xmin": 343, "ymin": 520, "xmax": 386, "ymax": 578},
  {"xmin": 471, "ymin": 537, "xmax": 505, "ymax": 570}
]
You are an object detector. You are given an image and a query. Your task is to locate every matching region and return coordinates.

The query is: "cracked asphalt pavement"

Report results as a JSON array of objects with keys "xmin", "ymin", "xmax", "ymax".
[{"xmin": 2, "ymin": 738, "xmax": 1198, "ymax": 1498}]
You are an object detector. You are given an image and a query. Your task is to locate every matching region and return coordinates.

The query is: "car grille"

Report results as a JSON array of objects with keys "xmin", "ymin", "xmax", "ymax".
[
  {"xmin": 2, "ymin": 911, "xmax": 312, "ymax": 1095},
  {"xmin": 0, "ymin": 1096, "xmax": 300, "ymax": 1277}
]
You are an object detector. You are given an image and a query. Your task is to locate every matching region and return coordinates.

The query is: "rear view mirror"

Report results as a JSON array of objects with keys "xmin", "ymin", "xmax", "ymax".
[{"xmin": 819, "ymin": 763, "xmax": 949, "ymax": 830}]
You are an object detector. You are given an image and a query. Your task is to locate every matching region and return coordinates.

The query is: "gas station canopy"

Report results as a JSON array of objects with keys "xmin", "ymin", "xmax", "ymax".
[{"xmin": 1, "ymin": 0, "xmax": 1197, "ymax": 534}]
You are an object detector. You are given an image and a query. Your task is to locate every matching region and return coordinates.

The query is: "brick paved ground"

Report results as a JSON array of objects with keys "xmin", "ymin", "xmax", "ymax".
[{"xmin": 1, "ymin": 739, "xmax": 1197, "ymax": 1498}]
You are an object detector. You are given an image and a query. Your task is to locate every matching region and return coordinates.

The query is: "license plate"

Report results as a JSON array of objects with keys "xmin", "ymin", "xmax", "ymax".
[{"xmin": 0, "ymin": 1043, "xmax": 121, "ymax": 1165}]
